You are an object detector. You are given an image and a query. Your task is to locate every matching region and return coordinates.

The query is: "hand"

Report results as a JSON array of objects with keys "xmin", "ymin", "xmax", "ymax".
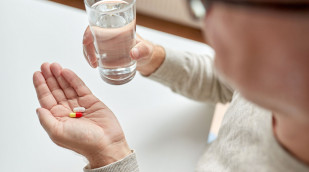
[
  {"xmin": 33, "ymin": 63, "xmax": 131, "ymax": 169},
  {"xmin": 83, "ymin": 26, "xmax": 166, "ymax": 76}
]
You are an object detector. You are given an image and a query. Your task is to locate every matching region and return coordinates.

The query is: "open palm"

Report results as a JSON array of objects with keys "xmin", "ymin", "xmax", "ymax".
[{"xmin": 33, "ymin": 63, "xmax": 130, "ymax": 166}]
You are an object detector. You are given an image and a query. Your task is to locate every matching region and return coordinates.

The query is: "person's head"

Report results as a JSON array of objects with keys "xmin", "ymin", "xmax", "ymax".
[{"xmin": 191, "ymin": 0, "xmax": 309, "ymax": 121}]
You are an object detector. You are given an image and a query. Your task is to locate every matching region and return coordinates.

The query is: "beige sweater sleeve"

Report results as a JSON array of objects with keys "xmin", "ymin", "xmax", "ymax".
[
  {"xmin": 83, "ymin": 152, "xmax": 139, "ymax": 172},
  {"xmin": 148, "ymin": 48, "xmax": 234, "ymax": 104}
]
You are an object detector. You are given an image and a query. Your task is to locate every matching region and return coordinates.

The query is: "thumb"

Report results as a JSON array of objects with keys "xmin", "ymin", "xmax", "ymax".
[
  {"xmin": 36, "ymin": 108, "xmax": 58, "ymax": 135},
  {"xmin": 130, "ymin": 41, "xmax": 153, "ymax": 61}
]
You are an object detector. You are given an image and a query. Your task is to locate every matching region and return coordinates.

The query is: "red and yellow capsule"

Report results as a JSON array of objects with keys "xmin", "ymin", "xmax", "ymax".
[{"xmin": 69, "ymin": 112, "xmax": 83, "ymax": 118}]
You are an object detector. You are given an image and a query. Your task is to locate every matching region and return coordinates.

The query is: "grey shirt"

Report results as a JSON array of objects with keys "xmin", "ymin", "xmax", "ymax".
[{"xmin": 84, "ymin": 48, "xmax": 309, "ymax": 172}]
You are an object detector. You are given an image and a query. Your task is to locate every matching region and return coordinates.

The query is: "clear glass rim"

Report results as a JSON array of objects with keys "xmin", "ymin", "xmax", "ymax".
[{"xmin": 84, "ymin": 0, "xmax": 136, "ymax": 14}]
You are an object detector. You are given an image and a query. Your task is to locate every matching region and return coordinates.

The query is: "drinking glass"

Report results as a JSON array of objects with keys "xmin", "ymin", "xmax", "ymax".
[{"xmin": 84, "ymin": 0, "xmax": 136, "ymax": 85}]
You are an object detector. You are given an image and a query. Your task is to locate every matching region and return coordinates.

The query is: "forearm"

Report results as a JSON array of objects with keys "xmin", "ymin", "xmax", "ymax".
[{"xmin": 146, "ymin": 47, "xmax": 234, "ymax": 103}]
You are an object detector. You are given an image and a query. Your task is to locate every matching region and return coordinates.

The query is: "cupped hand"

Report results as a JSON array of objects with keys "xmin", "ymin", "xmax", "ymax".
[
  {"xmin": 83, "ymin": 26, "xmax": 165, "ymax": 76},
  {"xmin": 33, "ymin": 63, "xmax": 131, "ymax": 168}
]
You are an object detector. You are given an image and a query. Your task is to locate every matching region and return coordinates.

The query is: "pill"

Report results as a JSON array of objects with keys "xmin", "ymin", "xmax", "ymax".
[
  {"xmin": 73, "ymin": 107, "xmax": 85, "ymax": 112},
  {"xmin": 69, "ymin": 112, "xmax": 83, "ymax": 118}
]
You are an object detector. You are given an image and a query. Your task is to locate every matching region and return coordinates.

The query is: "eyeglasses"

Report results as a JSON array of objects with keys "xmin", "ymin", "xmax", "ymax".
[{"xmin": 187, "ymin": 0, "xmax": 309, "ymax": 20}]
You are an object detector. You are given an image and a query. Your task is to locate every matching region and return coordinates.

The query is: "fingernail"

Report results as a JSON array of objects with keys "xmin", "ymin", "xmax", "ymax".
[
  {"xmin": 132, "ymin": 48, "xmax": 139, "ymax": 59},
  {"xmin": 36, "ymin": 109, "xmax": 40, "ymax": 116}
]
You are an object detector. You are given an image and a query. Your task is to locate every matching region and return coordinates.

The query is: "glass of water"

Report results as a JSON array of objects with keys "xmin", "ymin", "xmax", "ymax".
[{"xmin": 84, "ymin": 0, "xmax": 136, "ymax": 85}]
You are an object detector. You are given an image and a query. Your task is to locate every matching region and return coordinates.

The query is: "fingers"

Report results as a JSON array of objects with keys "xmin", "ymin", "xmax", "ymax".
[
  {"xmin": 83, "ymin": 26, "xmax": 98, "ymax": 68},
  {"xmin": 41, "ymin": 63, "xmax": 67, "ymax": 104},
  {"xmin": 83, "ymin": 44, "xmax": 98, "ymax": 68},
  {"xmin": 33, "ymin": 71, "xmax": 57, "ymax": 110},
  {"xmin": 61, "ymin": 68, "xmax": 92, "ymax": 97},
  {"xmin": 36, "ymin": 108, "xmax": 58, "ymax": 135},
  {"xmin": 130, "ymin": 41, "xmax": 154, "ymax": 60},
  {"xmin": 83, "ymin": 26, "xmax": 94, "ymax": 45},
  {"xmin": 130, "ymin": 41, "xmax": 154, "ymax": 69},
  {"xmin": 50, "ymin": 63, "xmax": 79, "ymax": 100}
]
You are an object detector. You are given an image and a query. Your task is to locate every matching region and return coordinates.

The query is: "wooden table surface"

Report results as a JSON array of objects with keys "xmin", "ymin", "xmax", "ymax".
[{"xmin": 49, "ymin": 0, "xmax": 205, "ymax": 43}]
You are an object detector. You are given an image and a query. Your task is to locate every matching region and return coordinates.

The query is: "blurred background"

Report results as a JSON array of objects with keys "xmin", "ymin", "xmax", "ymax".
[{"xmin": 49, "ymin": 0, "xmax": 205, "ymax": 42}]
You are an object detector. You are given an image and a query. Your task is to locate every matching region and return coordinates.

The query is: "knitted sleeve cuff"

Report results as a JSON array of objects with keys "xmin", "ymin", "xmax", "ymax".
[{"xmin": 84, "ymin": 151, "xmax": 139, "ymax": 172}]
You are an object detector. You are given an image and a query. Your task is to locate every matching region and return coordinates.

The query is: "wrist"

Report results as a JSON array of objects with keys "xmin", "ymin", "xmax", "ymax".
[
  {"xmin": 137, "ymin": 45, "xmax": 165, "ymax": 76},
  {"xmin": 86, "ymin": 140, "xmax": 132, "ymax": 169}
]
